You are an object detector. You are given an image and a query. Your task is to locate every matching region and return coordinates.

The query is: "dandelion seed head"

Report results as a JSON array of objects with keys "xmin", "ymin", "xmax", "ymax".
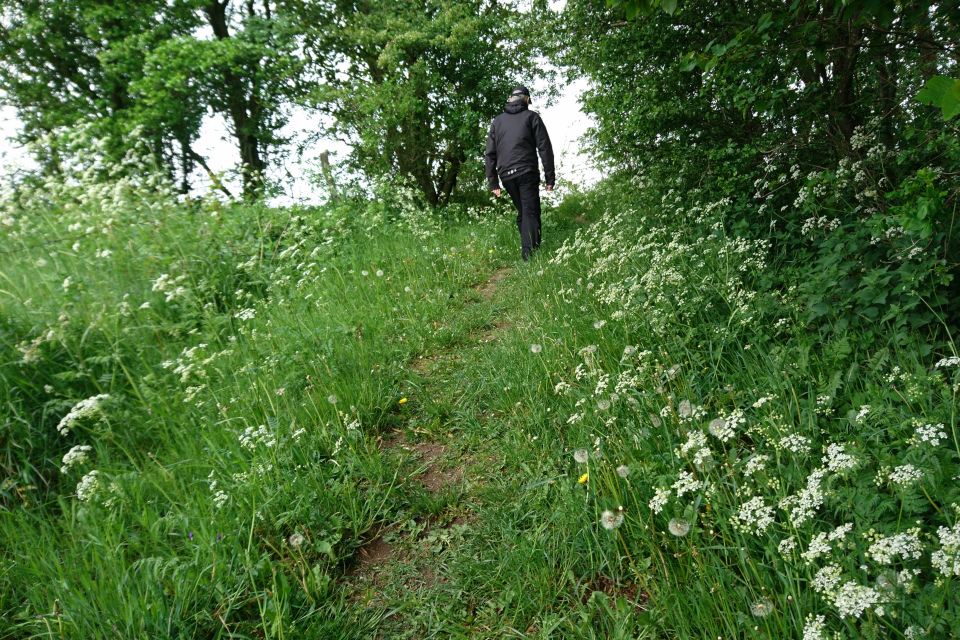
[
  {"xmin": 327, "ymin": 394, "xmax": 338, "ymax": 405},
  {"xmin": 594, "ymin": 320, "xmax": 606, "ymax": 329},
  {"xmin": 600, "ymin": 510, "xmax": 624, "ymax": 530},
  {"xmin": 573, "ymin": 448, "xmax": 589, "ymax": 464},
  {"xmin": 376, "ymin": 270, "xmax": 384, "ymax": 277},
  {"xmin": 598, "ymin": 399, "xmax": 611, "ymax": 410},
  {"xmin": 750, "ymin": 599, "xmax": 774, "ymax": 618},
  {"xmin": 361, "ymin": 270, "xmax": 369, "ymax": 276},
  {"xmin": 288, "ymin": 532, "xmax": 305, "ymax": 548},
  {"xmin": 668, "ymin": 519, "xmax": 691, "ymax": 537},
  {"xmin": 530, "ymin": 344, "xmax": 542, "ymax": 354},
  {"xmin": 616, "ymin": 465, "xmax": 629, "ymax": 478}
]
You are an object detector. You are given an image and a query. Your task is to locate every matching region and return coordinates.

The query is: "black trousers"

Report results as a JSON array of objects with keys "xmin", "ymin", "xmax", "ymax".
[{"xmin": 502, "ymin": 171, "xmax": 541, "ymax": 253}]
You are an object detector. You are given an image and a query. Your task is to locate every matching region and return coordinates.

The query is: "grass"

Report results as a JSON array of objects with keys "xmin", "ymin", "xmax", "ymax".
[{"xmin": 1, "ymin": 169, "xmax": 958, "ymax": 639}]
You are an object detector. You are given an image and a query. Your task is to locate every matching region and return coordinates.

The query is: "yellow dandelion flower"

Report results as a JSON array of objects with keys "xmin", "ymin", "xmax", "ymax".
[
  {"xmin": 399, "ymin": 397, "xmax": 407, "ymax": 404},
  {"xmin": 488, "ymin": 249, "xmax": 493, "ymax": 253},
  {"xmin": 578, "ymin": 473, "xmax": 589, "ymax": 484}
]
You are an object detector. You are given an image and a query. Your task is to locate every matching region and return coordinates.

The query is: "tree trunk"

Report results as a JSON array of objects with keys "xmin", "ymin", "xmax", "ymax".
[
  {"xmin": 204, "ymin": 0, "xmax": 266, "ymax": 199},
  {"xmin": 319, "ymin": 151, "xmax": 339, "ymax": 201}
]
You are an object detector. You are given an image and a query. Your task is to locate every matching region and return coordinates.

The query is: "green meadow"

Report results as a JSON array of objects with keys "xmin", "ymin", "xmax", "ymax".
[{"xmin": 2, "ymin": 160, "xmax": 959, "ymax": 639}]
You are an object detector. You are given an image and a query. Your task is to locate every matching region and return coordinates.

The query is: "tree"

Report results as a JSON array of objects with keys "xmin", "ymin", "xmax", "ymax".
[
  {"xmin": 0, "ymin": 0, "xmax": 204, "ymax": 182},
  {"xmin": 1, "ymin": 0, "xmax": 302, "ymax": 198},
  {"xmin": 287, "ymin": 0, "xmax": 539, "ymax": 207}
]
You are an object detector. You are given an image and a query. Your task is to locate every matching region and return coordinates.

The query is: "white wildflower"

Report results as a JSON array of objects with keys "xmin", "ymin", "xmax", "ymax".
[
  {"xmin": 933, "ymin": 356, "xmax": 960, "ymax": 369},
  {"xmin": 802, "ymin": 614, "xmax": 826, "ymax": 640},
  {"xmin": 649, "ymin": 487, "xmax": 670, "ymax": 513},
  {"xmin": 931, "ymin": 522, "xmax": 960, "ymax": 577},
  {"xmin": 594, "ymin": 320, "xmax": 606, "ymax": 329},
  {"xmin": 914, "ymin": 422, "xmax": 948, "ymax": 447},
  {"xmin": 60, "ymin": 445, "xmax": 92, "ymax": 474},
  {"xmin": 733, "ymin": 496, "xmax": 775, "ymax": 534},
  {"xmin": 778, "ymin": 537, "xmax": 797, "ymax": 556},
  {"xmin": 780, "ymin": 433, "xmax": 811, "ymax": 455},
  {"xmin": 780, "ymin": 468, "xmax": 826, "ymax": 526},
  {"xmin": 888, "ymin": 464, "xmax": 924, "ymax": 487},
  {"xmin": 822, "ymin": 443, "xmax": 856, "ymax": 471},
  {"xmin": 812, "ymin": 564, "xmax": 843, "ymax": 594},
  {"xmin": 57, "ymin": 394, "xmax": 111, "ymax": 435},
  {"xmin": 834, "ymin": 581, "xmax": 880, "ymax": 618},
  {"xmin": 744, "ymin": 455, "xmax": 769, "ymax": 477},
  {"xmin": 868, "ymin": 532, "xmax": 923, "ymax": 565},
  {"xmin": 672, "ymin": 471, "xmax": 702, "ymax": 498},
  {"xmin": 76, "ymin": 470, "xmax": 100, "ymax": 502}
]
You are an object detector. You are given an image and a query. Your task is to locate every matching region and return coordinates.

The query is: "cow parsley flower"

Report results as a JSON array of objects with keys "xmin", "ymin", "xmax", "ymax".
[
  {"xmin": 744, "ymin": 455, "xmax": 769, "ymax": 477},
  {"xmin": 733, "ymin": 496, "xmax": 775, "ymax": 534},
  {"xmin": 833, "ymin": 581, "xmax": 880, "ymax": 618},
  {"xmin": 931, "ymin": 522, "xmax": 960, "ymax": 577},
  {"xmin": 76, "ymin": 470, "xmax": 100, "ymax": 502},
  {"xmin": 914, "ymin": 422, "xmax": 948, "ymax": 447},
  {"xmin": 57, "ymin": 394, "xmax": 111, "ymax": 435},
  {"xmin": 780, "ymin": 468, "xmax": 826, "ymax": 526},
  {"xmin": 60, "ymin": 445, "xmax": 92, "ymax": 474},
  {"xmin": 822, "ymin": 443, "xmax": 856, "ymax": 471},
  {"xmin": 600, "ymin": 510, "xmax": 624, "ymax": 530},
  {"xmin": 778, "ymin": 536, "xmax": 797, "ymax": 556},
  {"xmin": 812, "ymin": 564, "xmax": 843, "ymax": 594},
  {"xmin": 888, "ymin": 464, "xmax": 924, "ymax": 487},
  {"xmin": 780, "ymin": 433, "xmax": 811, "ymax": 455},
  {"xmin": 868, "ymin": 531, "xmax": 923, "ymax": 565},
  {"xmin": 673, "ymin": 471, "xmax": 702, "ymax": 498},
  {"xmin": 649, "ymin": 487, "xmax": 670, "ymax": 513},
  {"xmin": 802, "ymin": 614, "xmax": 826, "ymax": 640}
]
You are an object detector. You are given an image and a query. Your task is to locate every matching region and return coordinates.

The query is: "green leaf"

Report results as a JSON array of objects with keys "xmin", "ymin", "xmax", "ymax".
[
  {"xmin": 916, "ymin": 76, "xmax": 953, "ymax": 105},
  {"xmin": 661, "ymin": 0, "xmax": 677, "ymax": 15}
]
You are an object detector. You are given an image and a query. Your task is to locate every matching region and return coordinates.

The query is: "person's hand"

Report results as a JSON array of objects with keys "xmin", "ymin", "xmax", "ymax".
[
  {"xmin": 545, "ymin": 184, "xmax": 554, "ymax": 191},
  {"xmin": 493, "ymin": 188, "xmax": 501, "ymax": 197}
]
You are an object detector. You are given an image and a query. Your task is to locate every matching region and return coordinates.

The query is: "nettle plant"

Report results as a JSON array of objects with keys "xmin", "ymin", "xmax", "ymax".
[{"xmin": 548, "ymin": 183, "xmax": 960, "ymax": 636}]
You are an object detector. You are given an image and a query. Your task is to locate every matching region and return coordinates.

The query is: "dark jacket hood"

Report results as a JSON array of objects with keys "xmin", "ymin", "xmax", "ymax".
[{"xmin": 504, "ymin": 100, "xmax": 529, "ymax": 114}]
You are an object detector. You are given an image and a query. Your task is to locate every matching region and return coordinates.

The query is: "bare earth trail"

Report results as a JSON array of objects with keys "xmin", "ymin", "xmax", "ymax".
[{"xmin": 344, "ymin": 265, "xmax": 520, "ymax": 636}]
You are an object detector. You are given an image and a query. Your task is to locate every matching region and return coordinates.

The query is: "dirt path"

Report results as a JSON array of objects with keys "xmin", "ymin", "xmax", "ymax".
[{"xmin": 344, "ymin": 265, "xmax": 514, "ymax": 622}]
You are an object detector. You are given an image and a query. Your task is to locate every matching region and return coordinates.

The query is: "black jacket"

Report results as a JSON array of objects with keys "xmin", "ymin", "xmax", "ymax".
[{"xmin": 485, "ymin": 100, "xmax": 555, "ymax": 190}]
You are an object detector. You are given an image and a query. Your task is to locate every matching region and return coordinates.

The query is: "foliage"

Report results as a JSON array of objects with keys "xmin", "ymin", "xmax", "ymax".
[
  {"xmin": 0, "ymin": 153, "xmax": 512, "ymax": 635},
  {"xmin": 289, "ymin": 0, "xmax": 540, "ymax": 207},
  {"xmin": 0, "ymin": 0, "xmax": 302, "ymax": 198}
]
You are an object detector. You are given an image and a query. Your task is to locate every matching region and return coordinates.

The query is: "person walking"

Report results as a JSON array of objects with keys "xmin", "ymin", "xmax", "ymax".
[{"xmin": 485, "ymin": 86, "xmax": 555, "ymax": 261}]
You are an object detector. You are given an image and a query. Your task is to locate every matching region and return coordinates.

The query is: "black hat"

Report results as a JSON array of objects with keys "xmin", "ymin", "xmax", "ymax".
[{"xmin": 510, "ymin": 85, "xmax": 531, "ymax": 102}]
